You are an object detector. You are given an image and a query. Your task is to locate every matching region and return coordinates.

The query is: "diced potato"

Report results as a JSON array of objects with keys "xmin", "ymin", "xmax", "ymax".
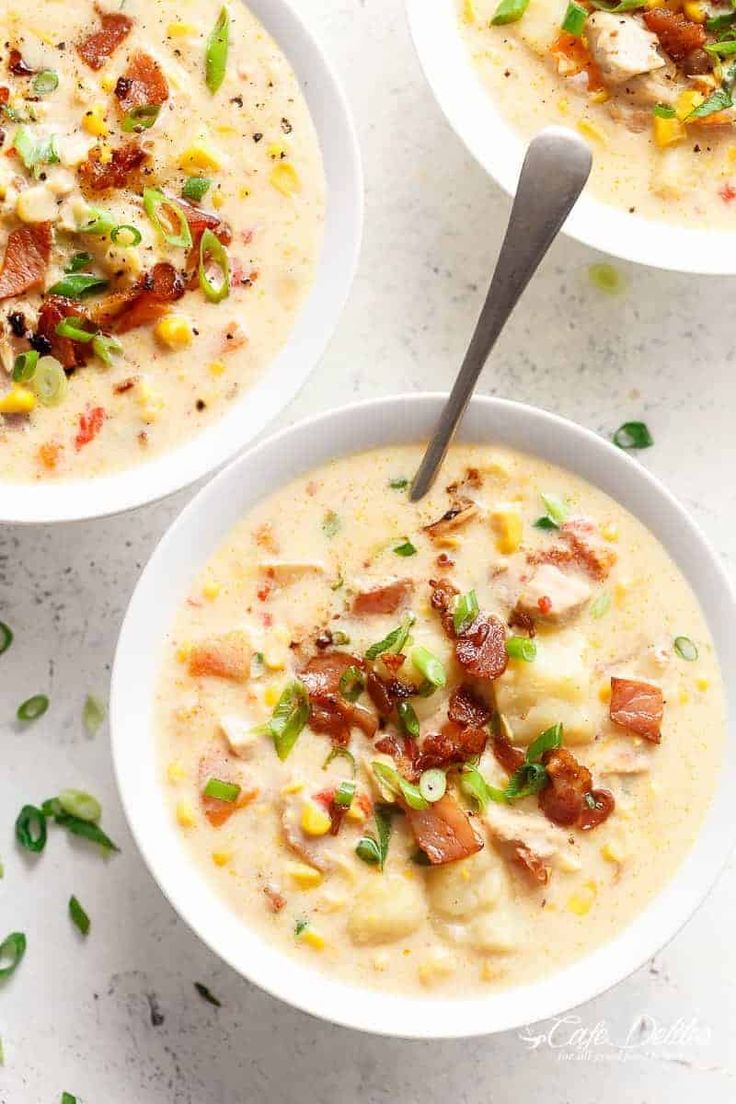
[
  {"xmin": 417, "ymin": 948, "xmax": 456, "ymax": 986},
  {"xmin": 465, "ymin": 913, "xmax": 518, "ymax": 954},
  {"xmin": 426, "ymin": 849, "xmax": 507, "ymax": 920},
  {"xmin": 219, "ymin": 714, "xmax": 257, "ymax": 757},
  {"xmin": 16, "ymin": 185, "xmax": 58, "ymax": 224},
  {"xmin": 347, "ymin": 873, "xmax": 425, "ymax": 945}
]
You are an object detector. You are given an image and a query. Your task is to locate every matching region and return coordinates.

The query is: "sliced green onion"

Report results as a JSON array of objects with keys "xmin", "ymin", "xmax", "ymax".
[
  {"xmin": 339, "ymin": 665, "xmax": 364, "ymax": 702},
  {"xmin": 55, "ymin": 317, "xmax": 96, "ymax": 343},
  {"xmin": 388, "ymin": 477, "xmax": 408, "ymax": 490},
  {"xmin": 419, "ymin": 769, "xmax": 446, "ymax": 803},
  {"xmin": 397, "ymin": 699, "xmax": 420, "ymax": 738},
  {"xmin": 504, "ymin": 761, "xmax": 548, "ymax": 799},
  {"xmin": 331, "ymin": 630, "xmax": 350, "ymax": 646},
  {"xmin": 31, "ymin": 357, "xmax": 68, "ymax": 407},
  {"xmin": 32, "ymin": 69, "xmax": 59, "ymax": 95},
  {"xmin": 92, "ymin": 334, "xmax": 123, "ymax": 367},
  {"xmin": 82, "ymin": 696, "xmax": 106, "ymax": 736},
  {"xmin": 706, "ymin": 39, "xmax": 736, "ymax": 56},
  {"xmin": 410, "ymin": 645, "xmax": 446, "ymax": 690},
  {"xmin": 69, "ymin": 895, "xmax": 90, "ymax": 936},
  {"xmin": 334, "ymin": 780, "xmax": 356, "ymax": 808},
  {"xmin": 269, "ymin": 680, "xmax": 309, "ymax": 761},
  {"xmin": 203, "ymin": 777, "xmax": 241, "ymax": 802},
  {"xmin": 0, "ymin": 932, "xmax": 26, "ymax": 979},
  {"xmin": 143, "ymin": 188, "xmax": 193, "ymax": 250},
  {"xmin": 78, "ymin": 207, "xmax": 116, "ymax": 236},
  {"xmin": 61, "ymin": 1094, "xmax": 78, "ymax": 1104},
  {"xmin": 506, "ymin": 636, "xmax": 537, "ymax": 662},
  {"xmin": 355, "ymin": 803, "xmax": 393, "ymax": 871},
  {"xmin": 674, "ymin": 635, "xmax": 698, "ymax": 662},
  {"xmin": 54, "ymin": 813, "xmax": 118, "ymax": 852},
  {"xmin": 590, "ymin": 592, "xmax": 611, "ymax": 619},
  {"xmin": 322, "ymin": 746, "xmax": 356, "ymax": 774},
  {"xmin": 65, "ymin": 252, "xmax": 93, "ymax": 273},
  {"xmin": 58, "ymin": 790, "xmax": 101, "ymax": 823},
  {"xmin": 13, "ymin": 126, "xmax": 59, "ymax": 172},
  {"xmin": 365, "ymin": 613, "xmax": 415, "ymax": 660},
  {"xmin": 15, "ymin": 805, "xmax": 47, "ymax": 852},
  {"xmin": 588, "ymin": 262, "xmax": 624, "ymax": 295},
  {"xmin": 17, "ymin": 694, "xmax": 49, "ymax": 722},
  {"xmin": 122, "ymin": 104, "xmax": 161, "ymax": 133},
  {"xmin": 110, "ymin": 224, "xmax": 142, "ymax": 247},
  {"xmin": 355, "ymin": 836, "xmax": 381, "ymax": 865},
  {"xmin": 393, "ymin": 538, "xmax": 417, "ymax": 557},
  {"xmin": 206, "ymin": 6, "xmax": 230, "ymax": 93},
  {"xmin": 453, "ymin": 589, "xmax": 479, "ymax": 635},
  {"xmin": 540, "ymin": 492, "xmax": 568, "ymax": 527},
  {"xmin": 533, "ymin": 516, "xmax": 558, "ymax": 530},
  {"xmin": 686, "ymin": 86, "xmax": 734, "ymax": 120},
  {"xmin": 182, "ymin": 176, "xmax": 212, "ymax": 202},
  {"xmin": 526, "ymin": 723, "xmax": 563, "ymax": 762},
  {"xmin": 491, "ymin": 0, "xmax": 530, "ymax": 22},
  {"xmin": 652, "ymin": 103, "xmax": 676, "ymax": 119},
  {"xmin": 12, "ymin": 350, "xmax": 39, "ymax": 383},
  {"xmin": 0, "ymin": 623, "xmax": 12, "ymax": 655},
  {"xmin": 47, "ymin": 273, "xmax": 108, "ymax": 299},
  {"xmin": 561, "ymin": 0, "xmax": 587, "ymax": 34},
  {"xmin": 460, "ymin": 764, "xmax": 507, "ymax": 810},
  {"xmin": 199, "ymin": 227, "xmax": 231, "ymax": 303},
  {"xmin": 372, "ymin": 760, "xmax": 427, "ymax": 810},
  {"xmin": 194, "ymin": 981, "xmax": 221, "ymax": 1006},
  {"xmin": 613, "ymin": 421, "xmax": 653, "ymax": 450}
]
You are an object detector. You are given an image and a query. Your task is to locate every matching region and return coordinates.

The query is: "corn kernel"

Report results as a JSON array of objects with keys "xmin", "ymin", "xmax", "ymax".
[
  {"xmin": 345, "ymin": 802, "xmax": 366, "ymax": 823},
  {"xmin": 299, "ymin": 928, "xmax": 325, "ymax": 950},
  {"xmin": 614, "ymin": 580, "xmax": 630, "ymax": 607},
  {"xmin": 286, "ymin": 862, "xmax": 323, "ymax": 888},
  {"xmin": 154, "ymin": 314, "xmax": 194, "ymax": 350},
  {"xmin": 179, "ymin": 143, "xmax": 225, "ymax": 172},
  {"xmin": 600, "ymin": 523, "xmax": 619, "ymax": 542},
  {"xmin": 209, "ymin": 360, "xmax": 226, "ymax": 376},
  {"xmin": 727, "ymin": 146, "xmax": 736, "ymax": 165},
  {"xmin": 280, "ymin": 781, "xmax": 305, "ymax": 795},
  {"xmin": 653, "ymin": 115, "xmax": 685, "ymax": 148},
  {"xmin": 176, "ymin": 801, "xmax": 196, "ymax": 828},
  {"xmin": 269, "ymin": 162, "xmax": 301, "ymax": 196},
  {"xmin": 176, "ymin": 643, "xmax": 191, "ymax": 663},
  {"xmin": 645, "ymin": 0, "xmax": 665, "ymax": 7},
  {"xmin": 0, "ymin": 386, "xmax": 36, "ymax": 414},
  {"xmin": 598, "ymin": 683, "xmax": 612, "ymax": 703},
  {"xmin": 211, "ymin": 850, "xmax": 232, "ymax": 867},
  {"xmin": 267, "ymin": 141, "xmax": 287, "ymax": 160},
  {"xmin": 696, "ymin": 677, "xmax": 710, "ymax": 692},
  {"xmin": 239, "ymin": 186, "xmax": 251, "ymax": 199},
  {"xmin": 577, "ymin": 119, "xmax": 606, "ymax": 145},
  {"xmin": 490, "ymin": 507, "xmax": 523, "ymax": 554},
  {"xmin": 167, "ymin": 21, "xmax": 198, "ymax": 36},
  {"xmin": 676, "ymin": 89, "xmax": 705, "ymax": 121},
  {"xmin": 434, "ymin": 535, "xmax": 461, "ymax": 550},
  {"xmin": 167, "ymin": 761, "xmax": 186, "ymax": 784},
  {"xmin": 601, "ymin": 840, "xmax": 625, "ymax": 864},
  {"xmin": 682, "ymin": 0, "xmax": 706, "ymax": 20},
  {"xmin": 212, "ymin": 190, "xmax": 225, "ymax": 210},
  {"xmin": 202, "ymin": 578, "xmax": 220, "ymax": 601},
  {"xmin": 100, "ymin": 74, "xmax": 116, "ymax": 93},
  {"xmin": 462, "ymin": 0, "xmax": 476, "ymax": 22},
  {"xmin": 300, "ymin": 801, "xmax": 331, "ymax": 837},
  {"xmin": 567, "ymin": 881, "xmax": 597, "ymax": 916},
  {"xmin": 679, "ymin": 688, "xmax": 690, "ymax": 705},
  {"xmin": 83, "ymin": 105, "xmax": 109, "ymax": 138},
  {"xmin": 557, "ymin": 97, "xmax": 569, "ymax": 115},
  {"xmin": 480, "ymin": 960, "xmax": 500, "ymax": 982}
]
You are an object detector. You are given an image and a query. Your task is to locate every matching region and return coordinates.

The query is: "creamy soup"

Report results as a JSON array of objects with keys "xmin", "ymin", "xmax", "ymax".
[
  {"xmin": 459, "ymin": 0, "xmax": 736, "ymax": 226},
  {"xmin": 0, "ymin": 0, "xmax": 324, "ymax": 480},
  {"xmin": 156, "ymin": 445, "xmax": 724, "ymax": 995}
]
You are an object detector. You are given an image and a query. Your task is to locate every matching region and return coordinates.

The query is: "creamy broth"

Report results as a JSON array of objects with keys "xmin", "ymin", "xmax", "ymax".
[
  {"xmin": 459, "ymin": 0, "xmax": 736, "ymax": 226},
  {"xmin": 0, "ymin": 0, "xmax": 324, "ymax": 480},
  {"xmin": 156, "ymin": 445, "xmax": 724, "ymax": 995}
]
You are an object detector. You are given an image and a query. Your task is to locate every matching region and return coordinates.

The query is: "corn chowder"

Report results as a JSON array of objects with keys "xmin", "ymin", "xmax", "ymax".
[
  {"xmin": 157, "ymin": 445, "xmax": 724, "ymax": 994},
  {"xmin": 459, "ymin": 0, "xmax": 736, "ymax": 225},
  {"xmin": 0, "ymin": 0, "xmax": 324, "ymax": 481}
]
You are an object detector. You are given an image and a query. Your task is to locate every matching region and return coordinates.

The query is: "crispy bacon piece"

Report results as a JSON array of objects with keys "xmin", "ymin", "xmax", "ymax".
[
  {"xmin": 77, "ymin": 3, "xmax": 133, "ymax": 70},
  {"xmin": 578, "ymin": 789, "xmax": 615, "ymax": 831},
  {"xmin": 114, "ymin": 51, "xmax": 169, "ymax": 119},
  {"xmin": 88, "ymin": 263, "xmax": 186, "ymax": 334},
  {"xmin": 352, "ymin": 578, "xmax": 414, "ymax": 616},
  {"xmin": 75, "ymin": 406, "xmax": 106, "ymax": 450},
  {"xmin": 508, "ymin": 608, "xmax": 536, "ymax": 637},
  {"xmin": 36, "ymin": 297, "xmax": 90, "ymax": 370},
  {"xmin": 416, "ymin": 720, "xmax": 487, "ymax": 772},
  {"xmin": 178, "ymin": 195, "xmax": 233, "ymax": 251},
  {"xmin": 455, "ymin": 613, "xmax": 508, "ymax": 680},
  {"xmin": 428, "ymin": 576, "xmax": 458, "ymax": 635},
  {"xmin": 529, "ymin": 519, "xmax": 616, "ymax": 581},
  {"xmin": 374, "ymin": 731, "xmax": 420, "ymax": 781},
  {"xmin": 515, "ymin": 844, "xmax": 550, "ymax": 885},
  {"xmin": 447, "ymin": 684, "xmax": 491, "ymax": 729},
  {"xmin": 78, "ymin": 142, "xmax": 149, "ymax": 193},
  {"xmin": 9, "ymin": 49, "xmax": 34, "ymax": 77},
  {"xmin": 424, "ymin": 498, "xmax": 478, "ymax": 539},
  {"xmin": 550, "ymin": 32, "xmax": 604, "ymax": 93},
  {"xmin": 538, "ymin": 748, "xmax": 592, "ymax": 828},
  {"xmin": 365, "ymin": 668, "xmax": 413, "ymax": 717},
  {"xmin": 301, "ymin": 651, "xmax": 363, "ymax": 696},
  {"xmin": 643, "ymin": 8, "xmax": 705, "ymax": 62},
  {"xmin": 0, "ymin": 223, "xmax": 52, "ymax": 301},
  {"xmin": 491, "ymin": 723, "xmax": 525, "ymax": 774},
  {"xmin": 187, "ymin": 630, "xmax": 252, "ymax": 682},
  {"xmin": 406, "ymin": 794, "xmax": 483, "ymax": 865},
  {"xmin": 381, "ymin": 652, "xmax": 406, "ymax": 675},
  {"xmin": 301, "ymin": 652, "xmax": 377, "ymax": 745},
  {"xmin": 609, "ymin": 676, "xmax": 664, "ymax": 743}
]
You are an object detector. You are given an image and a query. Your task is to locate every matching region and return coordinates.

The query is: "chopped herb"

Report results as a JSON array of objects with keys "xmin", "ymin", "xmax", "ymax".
[
  {"xmin": 268, "ymin": 681, "xmax": 309, "ymax": 761},
  {"xmin": 491, "ymin": 0, "xmax": 530, "ymax": 23},
  {"xmin": 334, "ymin": 780, "xmax": 356, "ymax": 808},
  {"xmin": 687, "ymin": 86, "xmax": 734, "ymax": 119},
  {"xmin": 65, "ymin": 252, "xmax": 93, "ymax": 274},
  {"xmin": 92, "ymin": 334, "xmax": 123, "ymax": 367},
  {"xmin": 504, "ymin": 761, "xmax": 548, "ymax": 799},
  {"xmin": 561, "ymin": 0, "xmax": 587, "ymax": 34},
  {"xmin": 122, "ymin": 104, "xmax": 161, "ymax": 132},
  {"xmin": 397, "ymin": 699, "xmax": 420, "ymax": 738},
  {"xmin": 110, "ymin": 224, "xmax": 142, "ymax": 247},
  {"xmin": 194, "ymin": 981, "xmax": 222, "ymax": 1007},
  {"xmin": 69, "ymin": 895, "xmax": 90, "ymax": 936},
  {"xmin": 410, "ymin": 644, "xmax": 446, "ymax": 689},
  {"xmin": 17, "ymin": 695, "xmax": 49, "ymax": 722},
  {"xmin": 182, "ymin": 176, "xmax": 212, "ymax": 202},
  {"xmin": 12, "ymin": 350, "xmax": 38, "ymax": 383},
  {"xmin": 41, "ymin": 796, "xmax": 118, "ymax": 852},
  {"xmin": 506, "ymin": 636, "xmax": 537, "ymax": 662},
  {"xmin": 56, "ymin": 317, "xmax": 97, "ymax": 343},
  {"xmin": 589, "ymin": 0, "xmax": 644, "ymax": 10},
  {"xmin": 198, "ymin": 227, "xmax": 230, "ymax": 303},
  {"xmin": 388, "ymin": 477, "xmax": 409, "ymax": 491},
  {"xmin": 0, "ymin": 933, "xmax": 26, "ymax": 979},
  {"xmin": 533, "ymin": 516, "xmax": 558, "ymax": 531},
  {"xmin": 705, "ymin": 39, "xmax": 736, "ymax": 56},
  {"xmin": 674, "ymin": 635, "xmax": 699, "ymax": 661},
  {"xmin": 372, "ymin": 761, "xmax": 427, "ymax": 810},
  {"xmin": 355, "ymin": 803, "xmax": 394, "ymax": 870},
  {"xmin": 205, "ymin": 6, "xmax": 230, "ymax": 93},
  {"xmin": 203, "ymin": 778, "xmax": 241, "ymax": 802},
  {"xmin": 0, "ymin": 623, "xmax": 12, "ymax": 655},
  {"xmin": 590, "ymin": 592, "xmax": 612, "ymax": 619},
  {"xmin": 143, "ymin": 188, "xmax": 193, "ymax": 250},
  {"xmin": 652, "ymin": 103, "xmax": 676, "ymax": 119},
  {"xmin": 57, "ymin": 789, "xmax": 101, "ymax": 823},
  {"xmin": 32, "ymin": 69, "xmax": 59, "ymax": 95},
  {"xmin": 588, "ymin": 262, "xmax": 625, "ymax": 294},
  {"xmin": 338, "ymin": 665, "xmax": 364, "ymax": 702},
  {"xmin": 707, "ymin": 10, "xmax": 736, "ymax": 31},
  {"xmin": 365, "ymin": 612, "xmax": 415, "ymax": 660},
  {"xmin": 15, "ymin": 805, "xmax": 47, "ymax": 853},
  {"xmin": 78, "ymin": 206, "xmax": 116, "ymax": 236},
  {"xmin": 321, "ymin": 510, "xmax": 341, "ymax": 538},
  {"xmin": 13, "ymin": 126, "xmax": 59, "ymax": 173},
  {"xmin": 47, "ymin": 273, "xmax": 108, "ymax": 299},
  {"xmin": 453, "ymin": 589, "xmax": 479, "ymax": 635},
  {"xmin": 393, "ymin": 539, "xmax": 417, "ymax": 557},
  {"xmin": 322, "ymin": 746, "xmax": 356, "ymax": 774},
  {"xmin": 526, "ymin": 723, "xmax": 563, "ymax": 762},
  {"xmin": 418, "ymin": 768, "xmax": 447, "ymax": 803},
  {"xmin": 539, "ymin": 492, "xmax": 568, "ymax": 528},
  {"xmin": 61, "ymin": 1093, "xmax": 77, "ymax": 1104},
  {"xmin": 459, "ymin": 764, "xmax": 508, "ymax": 810},
  {"xmin": 613, "ymin": 421, "xmax": 653, "ymax": 450},
  {"xmin": 294, "ymin": 918, "xmax": 309, "ymax": 936}
]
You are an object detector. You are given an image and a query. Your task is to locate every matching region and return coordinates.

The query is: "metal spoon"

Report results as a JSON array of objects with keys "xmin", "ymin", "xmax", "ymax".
[{"xmin": 409, "ymin": 127, "xmax": 592, "ymax": 502}]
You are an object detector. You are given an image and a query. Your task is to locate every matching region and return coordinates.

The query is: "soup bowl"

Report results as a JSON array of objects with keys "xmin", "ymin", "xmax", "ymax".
[
  {"xmin": 1, "ymin": 0, "xmax": 362, "ymax": 525},
  {"xmin": 111, "ymin": 393, "xmax": 735, "ymax": 1038},
  {"xmin": 406, "ymin": 0, "xmax": 733, "ymax": 275}
]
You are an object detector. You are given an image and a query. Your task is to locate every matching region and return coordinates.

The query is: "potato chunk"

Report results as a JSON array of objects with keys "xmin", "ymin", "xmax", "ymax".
[
  {"xmin": 427, "ymin": 848, "xmax": 507, "ymax": 920},
  {"xmin": 347, "ymin": 873, "xmax": 425, "ymax": 945}
]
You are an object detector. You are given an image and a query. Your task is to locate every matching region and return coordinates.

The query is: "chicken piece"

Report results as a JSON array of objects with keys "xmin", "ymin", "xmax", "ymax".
[
  {"xmin": 219, "ymin": 713, "xmax": 259, "ymax": 757},
  {"xmin": 598, "ymin": 739, "xmax": 653, "ymax": 775},
  {"xmin": 517, "ymin": 563, "xmax": 592, "ymax": 624},
  {"xmin": 483, "ymin": 803, "xmax": 568, "ymax": 884},
  {"xmin": 585, "ymin": 12, "xmax": 665, "ymax": 85}
]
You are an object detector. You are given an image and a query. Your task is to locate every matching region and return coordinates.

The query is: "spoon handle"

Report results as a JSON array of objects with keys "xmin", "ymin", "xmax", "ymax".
[{"xmin": 409, "ymin": 127, "xmax": 592, "ymax": 502}]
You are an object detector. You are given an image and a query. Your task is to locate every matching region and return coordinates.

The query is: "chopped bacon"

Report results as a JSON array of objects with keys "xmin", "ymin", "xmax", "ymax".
[
  {"xmin": 529, "ymin": 519, "xmax": 615, "ymax": 581},
  {"xmin": 262, "ymin": 883, "xmax": 286, "ymax": 913},
  {"xmin": 515, "ymin": 844, "xmax": 550, "ymax": 885},
  {"xmin": 88, "ymin": 263, "xmax": 186, "ymax": 334},
  {"xmin": 301, "ymin": 651, "xmax": 363, "ymax": 696},
  {"xmin": 313, "ymin": 786, "xmax": 350, "ymax": 836},
  {"xmin": 78, "ymin": 142, "xmax": 149, "ymax": 193},
  {"xmin": 114, "ymin": 51, "xmax": 169, "ymax": 117},
  {"xmin": 74, "ymin": 406, "xmax": 106, "ymax": 450},
  {"xmin": 643, "ymin": 8, "xmax": 705, "ymax": 62},
  {"xmin": 352, "ymin": 578, "xmax": 414, "ymax": 616},
  {"xmin": 36, "ymin": 297, "xmax": 90, "ymax": 370},
  {"xmin": 77, "ymin": 3, "xmax": 133, "ymax": 70},
  {"xmin": 578, "ymin": 789, "xmax": 615, "ymax": 831},
  {"xmin": 374, "ymin": 731, "xmax": 420, "ymax": 780},
  {"xmin": 0, "ymin": 223, "xmax": 52, "ymax": 301},
  {"xmin": 455, "ymin": 613, "xmax": 508, "ymax": 680},
  {"xmin": 365, "ymin": 668, "xmax": 413, "ymax": 717},
  {"xmin": 424, "ymin": 498, "xmax": 478, "ymax": 539},
  {"xmin": 609, "ymin": 676, "xmax": 664, "ymax": 743},
  {"xmin": 416, "ymin": 720, "xmax": 487, "ymax": 772},
  {"xmin": 301, "ymin": 652, "xmax": 376, "ymax": 745},
  {"xmin": 447, "ymin": 684, "xmax": 491, "ymax": 729},
  {"xmin": 428, "ymin": 576, "xmax": 458, "ymax": 635},
  {"xmin": 381, "ymin": 652, "xmax": 406, "ymax": 675},
  {"xmin": 508, "ymin": 608, "xmax": 536, "ymax": 637},
  {"xmin": 491, "ymin": 723, "xmax": 525, "ymax": 774},
  {"xmin": 406, "ymin": 794, "xmax": 483, "ymax": 865},
  {"xmin": 187, "ymin": 630, "xmax": 252, "ymax": 682},
  {"xmin": 538, "ymin": 748, "xmax": 614, "ymax": 831},
  {"xmin": 8, "ymin": 49, "xmax": 34, "ymax": 77},
  {"xmin": 550, "ymin": 32, "xmax": 604, "ymax": 93},
  {"xmin": 179, "ymin": 195, "xmax": 233, "ymax": 264}
]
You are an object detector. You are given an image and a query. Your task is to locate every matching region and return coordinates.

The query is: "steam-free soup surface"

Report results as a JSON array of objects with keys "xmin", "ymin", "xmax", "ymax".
[{"xmin": 156, "ymin": 444, "xmax": 723, "ymax": 995}]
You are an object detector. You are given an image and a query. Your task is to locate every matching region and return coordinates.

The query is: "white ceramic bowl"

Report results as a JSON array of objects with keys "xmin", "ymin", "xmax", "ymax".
[
  {"xmin": 111, "ymin": 394, "xmax": 735, "ymax": 1038},
  {"xmin": 407, "ymin": 0, "xmax": 732, "ymax": 274},
  {"xmin": 2, "ymin": 0, "xmax": 362, "ymax": 525}
]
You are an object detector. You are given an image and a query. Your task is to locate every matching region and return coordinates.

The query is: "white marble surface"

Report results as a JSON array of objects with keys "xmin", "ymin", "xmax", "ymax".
[{"xmin": 2, "ymin": 0, "xmax": 735, "ymax": 1100}]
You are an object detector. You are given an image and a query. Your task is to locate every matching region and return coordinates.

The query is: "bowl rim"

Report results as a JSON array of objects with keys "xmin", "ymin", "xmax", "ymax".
[
  {"xmin": 111, "ymin": 393, "xmax": 736, "ymax": 1038},
  {"xmin": 0, "ymin": 0, "xmax": 363, "ymax": 525},
  {"xmin": 405, "ymin": 0, "xmax": 734, "ymax": 275}
]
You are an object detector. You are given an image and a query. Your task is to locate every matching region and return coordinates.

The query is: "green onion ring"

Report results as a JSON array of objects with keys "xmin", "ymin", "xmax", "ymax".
[
  {"xmin": 15, "ymin": 805, "xmax": 47, "ymax": 852},
  {"xmin": 0, "ymin": 932, "xmax": 26, "ymax": 979},
  {"xmin": 17, "ymin": 695, "xmax": 49, "ymax": 722},
  {"xmin": 110, "ymin": 224, "xmax": 143, "ymax": 247},
  {"xmin": 0, "ymin": 622, "xmax": 12, "ymax": 655},
  {"xmin": 12, "ymin": 350, "xmax": 39, "ymax": 382},
  {"xmin": 198, "ymin": 227, "xmax": 231, "ymax": 303},
  {"xmin": 143, "ymin": 188, "xmax": 193, "ymax": 250}
]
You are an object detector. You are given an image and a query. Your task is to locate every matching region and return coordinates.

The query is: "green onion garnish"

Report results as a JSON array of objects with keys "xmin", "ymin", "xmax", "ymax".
[
  {"xmin": 397, "ymin": 699, "xmax": 420, "ymax": 738},
  {"xmin": 206, "ymin": 7, "xmax": 230, "ymax": 93},
  {"xmin": 331, "ymin": 630, "xmax": 350, "ymax": 646},
  {"xmin": 561, "ymin": 0, "xmax": 587, "ymax": 34},
  {"xmin": 58, "ymin": 789, "xmax": 101, "ymax": 823},
  {"xmin": 65, "ymin": 252, "xmax": 93, "ymax": 273},
  {"xmin": 491, "ymin": 0, "xmax": 530, "ymax": 23},
  {"xmin": 268, "ymin": 680, "xmax": 309, "ymax": 761},
  {"xmin": 321, "ymin": 510, "xmax": 340, "ymax": 538},
  {"xmin": 372, "ymin": 760, "xmax": 427, "ymax": 810},
  {"xmin": 539, "ymin": 492, "xmax": 568, "ymax": 528},
  {"xmin": 590, "ymin": 592, "xmax": 611, "ymax": 619},
  {"xmin": 334, "ymin": 780, "xmax": 356, "ymax": 808},
  {"xmin": 17, "ymin": 695, "xmax": 49, "ymax": 722},
  {"xmin": 198, "ymin": 228, "xmax": 231, "ymax": 302},
  {"xmin": 322, "ymin": 746, "xmax": 356, "ymax": 774},
  {"xmin": 53, "ymin": 814, "xmax": 118, "ymax": 852},
  {"xmin": 613, "ymin": 421, "xmax": 653, "ymax": 450},
  {"xmin": 355, "ymin": 803, "xmax": 393, "ymax": 870},
  {"xmin": 419, "ymin": 768, "xmax": 446, "ymax": 803},
  {"xmin": 393, "ymin": 539, "xmax": 417, "ymax": 557},
  {"xmin": 504, "ymin": 761, "xmax": 548, "ymax": 799},
  {"xmin": 194, "ymin": 981, "xmax": 222, "ymax": 1007},
  {"xmin": 410, "ymin": 645, "xmax": 446, "ymax": 690},
  {"xmin": 78, "ymin": 207, "xmax": 116, "ymax": 236},
  {"xmin": 506, "ymin": 636, "xmax": 537, "ymax": 662},
  {"xmin": 687, "ymin": 85, "xmax": 734, "ymax": 120},
  {"xmin": 92, "ymin": 334, "xmax": 123, "ymax": 367},
  {"xmin": 31, "ymin": 358, "xmax": 68, "ymax": 407},
  {"xmin": 0, "ymin": 623, "xmax": 13, "ymax": 655},
  {"xmin": 459, "ymin": 764, "xmax": 508, "ymax": 810},
  {"xmin": 55, "ymin": 317, "xmax": 96, "ymax": 343},
  {"xmin": 69, "ymin": 895, "xmax": 90, "ymax": 936},
  {"xmin": 674, "ymin": 636, "xmax": 698, "ymax": 661},
  {"xmin": 706, "ymin": 39, "xmax": 736, "ymax": 56},
  {"xmin": 652, "ymin": 103, "xmax": 676, "ymax": 119},
  {"xmin": 526, "ymin": 723, "xmax": 563, "ymax": 762},
  {"xmin": 143, "ymin": 188, "xmax": 193, "ymax": 250},
  {"xmin": 12, "ymin": 350, "xmax": 39, "ymax": 383},
  {"xmin": 47, "ymin": 273, "xmax": 108, "ymax": 299},
  {"xmin": 388, "ymin": 477, "xmax": 408, "ymax": 490},
  {"xmin": 338, "ymin": 665, "xmax": 364, "ymax": 702},
  {"xmin": 110, "ymin": 224, "xmax": 143, "ymax": 247},
  {"xmin": 61, "ymin": 1093, "xmax": 78, "ymax": 1104},
  {"xmin": 588, "ymin": 262, "xmax": 624, "ymax": 295},
  {"xmin": 15, "ymin": 805, "xmax": 47, "ymax": 853},
  {"xmin": 0, "ymin": 932, "xmax": 26, "ymax": 979},
  {"xmin": 365, "ymin": 612, "xmax": 415, "ymax": 660},
  {"xmin": 13, "ymin": 126, "xmax": 59, "ymax": 173},
  {"xmin": 122, "ymin": 104, "xmax": 161, "ymax": 133},
  {"xmin": 182, "ymin": 177, "xmax": 212, "ymax": 202},
  {"xmin": 453, "ymin": 589, "xmax": 479, "ymax": 635},
  {"xmin": 32, "ymin": 69, "xmax": 59, "ymax": 95},
  {"xmin": 294, "ymin": 917, "xmax": 309, "ymax": 936},
  {"xmin": 203, "ymin": 777, "xmax": 241, "ymax": 802}
]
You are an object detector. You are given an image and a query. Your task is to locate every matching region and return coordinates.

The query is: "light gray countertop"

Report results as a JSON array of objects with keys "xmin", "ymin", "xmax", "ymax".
[{"xmin": 1, "ymin": 0, "xmax": 735, "ymax": 1100}]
